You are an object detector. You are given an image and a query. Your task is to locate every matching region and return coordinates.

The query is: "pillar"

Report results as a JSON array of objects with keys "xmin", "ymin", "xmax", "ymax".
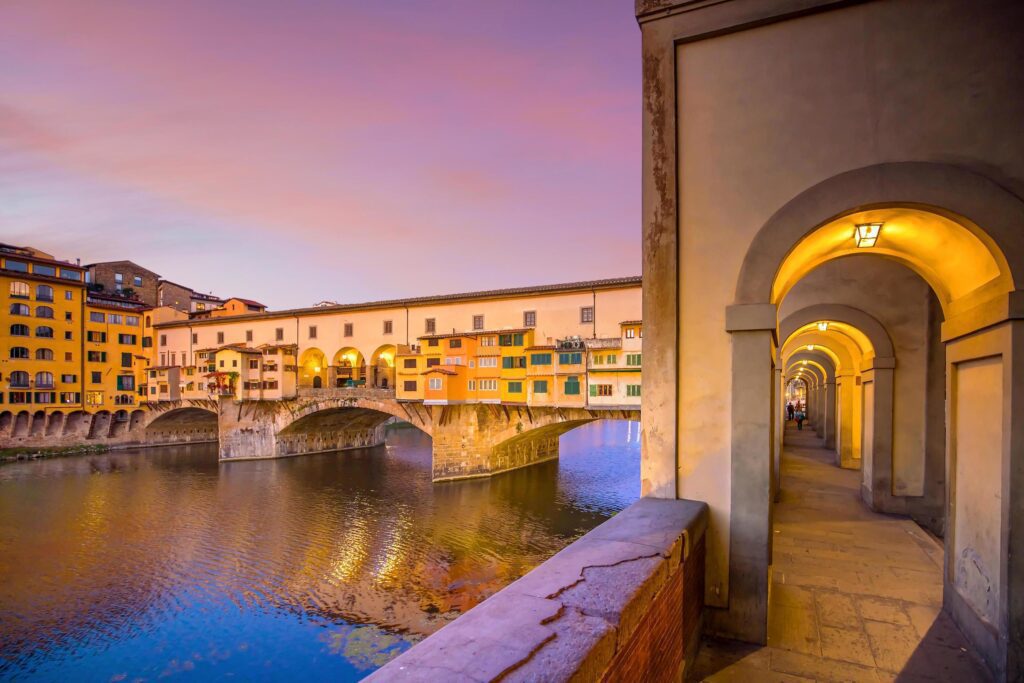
[
  {"xmin": 860, "ymin": 359, "xmax": 895, "ymax": 511},
  {"xmin": 836, "ymin": 371, "xmax": 858, "ymax": 468},
  {"xmin": 822, "ymin": 378, "xmax": 836, "ymax": 449}
]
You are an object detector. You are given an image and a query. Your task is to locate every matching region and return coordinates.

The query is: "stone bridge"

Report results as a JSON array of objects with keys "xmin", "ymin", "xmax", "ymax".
[{"xmin": 1, "ymin": 388, "xmax": 638, "ymax": 481}]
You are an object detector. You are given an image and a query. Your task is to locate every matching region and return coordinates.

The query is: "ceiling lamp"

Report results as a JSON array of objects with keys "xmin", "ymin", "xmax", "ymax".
[
  {"xmin": 854, "ymin": 222, "xmax": 883, "ymax": 248},
  {"xmin": 817, "ymin": 321, "xmax": 829, "ymax": 332},
  {"xmin": 807, "ymin": 344, "xmax": 815, "ymax": 351}
]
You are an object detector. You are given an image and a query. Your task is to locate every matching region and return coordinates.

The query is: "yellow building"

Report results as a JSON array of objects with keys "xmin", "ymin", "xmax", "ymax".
[
  {"xmin": 83, "ymin": 298, "xmax": 149, "ymax": 411},
  {"xmin": 496, "ymin": 329, "xmax": 532, "ymax": 404},
  {"xmin": 585, "ymin": 321, "xmax": 642, "ymax": 409},
  {"xmin": 1, "ymin": 244, "xmax": 87, "ymax": 414}
]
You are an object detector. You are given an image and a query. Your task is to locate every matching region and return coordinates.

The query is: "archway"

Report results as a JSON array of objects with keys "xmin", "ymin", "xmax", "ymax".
[
  {"xmin": 45, "ymin": 411, "xmax": 64, "ymax": 437},
  {"xmin": 370, "ymin": 344, "xmax": 397, "ymax": 389},
  {"xmin": 298, "ymin": 348, "xmax": 327, "ymax": 389},
  {"xmin": 276, "ymin": 405, "xmax": 423, "ymax": 457},
  {"xmin": 723, "ymin": 163, "xmax": 1024, "ymax": 673},
  {"xmin": 332, "ymin": 347, "xmax": 366, "ymax": 387},
  {"xmin": 144, "ymin": 407, "xmax": 218, "ymax": 444}
]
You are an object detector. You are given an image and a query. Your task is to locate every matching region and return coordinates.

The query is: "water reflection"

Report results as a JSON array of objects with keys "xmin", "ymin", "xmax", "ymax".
[{"xmin": 0, "ymin": 420, "xmax": 639, "ymax": 681}]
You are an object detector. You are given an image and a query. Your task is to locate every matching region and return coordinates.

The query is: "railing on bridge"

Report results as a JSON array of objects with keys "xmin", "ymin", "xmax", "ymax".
[{"xmin": 296, "ymin": 386, "xmax": 397, "ymax": 400}]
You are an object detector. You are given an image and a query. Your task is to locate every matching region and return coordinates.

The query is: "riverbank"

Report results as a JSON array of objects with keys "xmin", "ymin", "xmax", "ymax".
[{"xmin": 0, "ymin": 444, "xmax": 110, "ymax": 463}]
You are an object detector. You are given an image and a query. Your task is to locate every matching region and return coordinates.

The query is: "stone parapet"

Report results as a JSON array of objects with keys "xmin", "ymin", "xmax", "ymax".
[{"xmin": 366, "ymin": 497, "xmax": 708, "ymax": 682}]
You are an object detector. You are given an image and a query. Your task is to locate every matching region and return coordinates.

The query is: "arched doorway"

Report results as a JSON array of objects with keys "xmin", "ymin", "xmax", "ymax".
[
  {"xmin": 332, "ymin": 347, "xmax": 365, "ymax": 387},
  {"xmin": 298, "ymin": 348, "xmax": 327, "ymax": 389},
  {"xmin": 370, "ymin": 344, "xmax": 397, "ymax": 389}
]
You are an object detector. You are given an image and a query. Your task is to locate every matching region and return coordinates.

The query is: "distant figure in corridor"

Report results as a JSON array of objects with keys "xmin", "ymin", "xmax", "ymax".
[
  {"xmin": 795, "ymin": 408, "xmax": 806, "ymax": 431},
  {"xmin": 786, "ymin": 401, "xmax": 795, "ymax": 420}
]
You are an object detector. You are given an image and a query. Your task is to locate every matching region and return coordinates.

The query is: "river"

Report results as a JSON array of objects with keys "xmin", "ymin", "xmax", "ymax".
[{"xmin": 0, "ymin": 420, "xmax": 640, "ymax": 681}]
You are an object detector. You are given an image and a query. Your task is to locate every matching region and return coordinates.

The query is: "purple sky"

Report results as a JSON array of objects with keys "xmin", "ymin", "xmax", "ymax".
[{"xmin": 0, "ymin": 1, "xmax": 640, "ymax": 309}]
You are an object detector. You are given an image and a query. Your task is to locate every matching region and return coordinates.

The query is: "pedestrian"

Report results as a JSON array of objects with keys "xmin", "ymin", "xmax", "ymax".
[
  {"xmin": 786, "ymin": 401, "xmax": 794, "ymax": 420},
  {"xmin": 795, "ymin": 408, "xmax": 806, "ymax": 431}
]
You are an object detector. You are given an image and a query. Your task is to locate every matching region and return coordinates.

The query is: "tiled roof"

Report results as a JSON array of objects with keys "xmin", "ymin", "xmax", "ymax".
[
  {"xmin": 157, "ymin": 276, "xmax": 642, "ymax": 328},
  {"xmin": 620, "ymin": 320, "xmax": 642, "ymax": 326}
]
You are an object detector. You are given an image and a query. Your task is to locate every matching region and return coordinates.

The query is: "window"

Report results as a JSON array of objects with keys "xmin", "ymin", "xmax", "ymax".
[
  {"xmin": 64, "ymin": 352, "xmax": 73, "ymax": 362},
  {"xmin": 472, "ymin": 315, "xmax": 484, "ymax": 331},
  {"xmin": 507, "ymin": 381, "xmax": 523, "ymax": 394},
  {"xmin": 450, "ymin": 339, "xmax": 462, "ymax": 349},
  {"xmin": 118, "ymin": 334, "xmax": 137, "ymax": 345},
  {"xmin": 625, "ymin": 328, "xmax": 636, "ymax": 339},
  {"xmin": 530, "ymin": 353, "xmax": 552, "ymax": 365},
  {"xmin": 427, "ymin": 339, "xmax": 439, "ymax": 347},
  {"xmin": 86, "ymin": 391, "xmax": 103, "ymax": 405},
  {"xmin": 559, "ymin": 352, "xmax": 583, "ymax": 365},
  {"xmin": 9, "ymin": 371, "xmax": 29, "ymax": 388},
  {"xmin": 533, "ymin": 380, "xmax": 548, "ymax": 393},
  {"xmin": 121, "ymin": 352, "xmax": 133, "ymax": 368},
  {"xmin": 116, "ymin": 376, "xmax": 135, "ymax": 391},
  {"xmin": 219, "ymin": 360, "xmax": 225, "ymax": 368},
  {"xmin": 89, "ymin": 312, "xmax": 105, "ymax": 323},
  {"xmin": 523, "ymin": 311, "xmax": 536, "ymax": 327},
  {"xmin": 145, "ymin": 316, "xmax": 151, "ymax": 328},
  {"xmin": 499, "ymin": 333, "xmax": 524, "ymax": 347},
  {"xmin": 444, "ymin": 357, "xmax": 463, "ymax": 366},
  {"xmin": 142, "ymin": 336, "xmax": 152, "ymax": 348},
  {"xmin": 5, "ymin": 260, "xmax": 28, "ymax": 272},
  {"xmin": 606, "ymin": 354, "xmax": 617, "ymax": 365},
  {"xmin": 403, "ymin": 380, "xmax": 417, "ymax": 392},
  {"xmin": 479, "ymin": 379, "xmax": 498, "ymax": 392},
  {"xmin": 133, "ymin": 275, "xmax": 143, "ymax": 287},
  {"xmin": 61, "ymin": 374, "xmax": 77, "ymax": 383},
  {"xmin": 468, "ymin": 380, "xmax": 476, "ymax": 391},
  {"xmin": 383, "ymin": 320, "xmax": 393, "ymax": 335},
  {"xmin": 426, "ymin": 357, "xmax": 440, "ymax": 367},
  {"xmin": 9, "ymin": 303, "xmax": 29, "ymax": 316},
  {"xmin": 275, "ymin": 327, "xmax": 284, "ymax": 341},
  {"xmin": 36, "ymin": 326, "xmax": 53, "ymax": 338},
  {"xmin": 479, "ymin": 357, "xmax": 498, "ymax": 368},
  {"xmin": 10, "ymin": 324, "xmax": 29, "ymax": 336},
  {"xmin": 592, "ymin": 354, "xmax": 603, "ymax": 365},
  {"xmin": 589, "ymin": 384, "xmax": 613, "ymax": 397},
  {"xmin": 581, "ymin": 306, "xmax": 594, "ymax": 324},
  {"xmin": 35, "ymin": 348, "xmax": 53, "ymax": 361},
  {"xmin": 35, "ymin": 372, "xmax": 54, "ymax": 388},
  {"xmin": 501, "ymin": 356, "xmax": 526, "ymax": 369},
  {"xmin": 564, "ymin": 377, "xmax": 581, "ymax": 395},
  {"xmin": 404, "ymin": 358, "xmax": 417, "ymax": 369},
  {"xmin": 65, "ymin": 290, "xmax": 74, "ymax": 301},
  {"xmin": 87, "ymin": 351, "xmax": 107, "ymax": 363},
  {"xmin": 127, "ymin": 315, "xmax": 140, "ymax": 326},
  {"xmin": 217, "ymin": 332, "xmax": 225, "ymax": 344},
  {"xmin": 35, "ymin": 392, "xmax": 55, "ymax": 404},
  {"xmin": 87, "ymin": 331, "xmax": 107, "ymax": 343},
  {"xmin": 60, "ymin": 392, "xmax": 80, "ymax": 404},
  {"xmin": 65, "ymin": 331, "xmax": 73, "ymax": 341},
  {"xmin": 35, "ymin": 285, "xmax": 53, "ymax": 302},
  {"xmin": 108, "ymin": 314, "xmax": 122, "ymax": 324},
  {"xmin": 626, "ymin": 353, "xmax": 642, "ymax": 366},
  {"xmin": 60, "ymin": 269, "xmax": 82, "ymax": 281},
  {"xmin": 246, "ymin": 330, "xmax": 253, "ymax": 342},
  {"xmin": 425, "ymin": 318, "xmax": 436, "ymax": 334},
  {"xmin": 627, "ymin": 384, "xmax": 641, "ymax": 397},
  {"xmin": 65, "ymin": 311, "xmax": 73, "ymax": 322},
  {"xmin": 232, "ymin": 359, "xmax": 237, "ymax": 368},
  {"xmin": 344, "ymin": 323, "xmax": 353, "ymax": 337},
  {"xmin": 428, "ymin": 378, "xmax": 443, "ymax": 390},
  {"xmin": 9, "ymin": 281, "xmax": 29, "ymax": 298},
  {"xmin": 10, "ymin": 347, "xmax": 29, "ymax": 359},
  {"xmin": 249, "ymin": 359, "xmax": 259, "ymax": 370},
  {"xmin": 33, "ymin": 264, "xmax": 56, "ymax": 277},
  {"xmin": 114, "ymin": 272, "xmax": 123, "ymax": 288},
  {"xmin": 308, "ymin": 325, "xmax": 317, "ymax": 339}
]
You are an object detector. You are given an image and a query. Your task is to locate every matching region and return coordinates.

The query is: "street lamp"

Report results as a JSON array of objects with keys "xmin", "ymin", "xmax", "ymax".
[{"xmin": 854, "ymin": 222, "xmax": 883, "ymax": 248}]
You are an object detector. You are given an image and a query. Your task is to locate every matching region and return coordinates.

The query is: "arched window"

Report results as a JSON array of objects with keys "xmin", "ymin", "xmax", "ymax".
[
  {"xmin": 35, "ymin": 348, "xmax": 54, "ymax": 361},
  {"xmin": 9, "ymin": 281, "xmax": 29, "ymax": 298},
  {"xmin": 35, "ymin": 326, "xmax": 54, "ymax": 338},
  {"xmin": 34, "ymin": 372, "xmax": 54, "ymax": 388},
  {"xmin": 10, "ymin": 347, "xmax": 29, "ymax": 359},
  {"xmin": 9, "ymin": 303, "xmax": 29, "ymax": 316},
  {"xmin": 35, "ymin": 285, "xmax": 54, "ymax": 302},
  {"xmin": 10, "ymin": 324, "xmax": 29, "ymax": 336},
  {"xmin": 35, "ymin": 306, "xmax": 54, "ymax": 319},
  {"xmin": 9, "ymin": 371, "xmax": 29, "ymax": 387}
]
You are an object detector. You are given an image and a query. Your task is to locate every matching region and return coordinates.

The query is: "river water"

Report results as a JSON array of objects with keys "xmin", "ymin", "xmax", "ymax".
[{"xmin": 0, "ymin": 421, "xmax": 640, "ymax": 681}]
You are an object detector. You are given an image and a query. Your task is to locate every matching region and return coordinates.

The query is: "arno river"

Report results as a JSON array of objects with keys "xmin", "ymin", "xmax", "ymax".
[{"xmin": 0, "ymin": 421, "xmax": 640, "ymax": 681}]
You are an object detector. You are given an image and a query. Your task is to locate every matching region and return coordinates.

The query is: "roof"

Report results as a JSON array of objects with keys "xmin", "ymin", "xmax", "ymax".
[
  {"xmin": 526, "ymin": 345, "xmax": 557, "ymax": 350},
  {"xmin": 422, "ymin": 367, "xmax": 460, "ymax": 376},
  {"xmin": 85, "ymin": 260, "xmax": 161, "ymax": 277},
  {"xmin": 418, "ymin": 327, "xmax": 533, "ymax": 341},
  {"xmin": 227, "ymin": 297, "xmax": 266, "ymax": 307},
  {"xmin": 155, "ymin": 275, "xmax": 642, "ymax": 329},
  {"xmin": 620, "ymin": 320, "xmax": 643, "ymax": 326}
]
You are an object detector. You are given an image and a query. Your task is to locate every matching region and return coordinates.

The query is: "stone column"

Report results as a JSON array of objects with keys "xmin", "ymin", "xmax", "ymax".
[
  {"xmin": 822, "ymin": 378, "xmax": 836, "ymax": 449},
  {"xmin": 836, "ymin": 371, "xmax": 857, "ymax": 468},
  {"xmin": 860, "ymin": 359, "xmax": 895, "ymax": 512},
  {"xmin": 773, "ymin": 367, "xmax": 783, "ymax": 503}
]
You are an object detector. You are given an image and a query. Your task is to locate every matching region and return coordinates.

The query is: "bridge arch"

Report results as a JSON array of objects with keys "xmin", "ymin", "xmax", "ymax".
[{"xmin": 144, "ymin": 406, "xmax": 219, "ymax": 444}]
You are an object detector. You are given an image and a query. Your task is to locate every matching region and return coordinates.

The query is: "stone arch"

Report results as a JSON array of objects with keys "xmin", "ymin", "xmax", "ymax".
[
  {"xmin": 298, "ymin": 347, "xmax": 327, "ymax": 389},
  {"xmin": 332, "ymin": 347, "xmax": 366, "ymax": 387},
  {"xmin": 370, "ymin": 344, "xmax": 397, "ymax": 389},
  {"xmin": 779, "ymin": 304, "xmax": 893, "ymax": 361},
  {"xmin": 285, "ymin": 397, "xmax": 432, "ymax": 436},
  {"xmin": 11, "ymin": 411, "xmax": 30, "ymax": 437},
  {"xmin": 63, "ymin": 411, "xmax": 89, "ymax": 437},
  {"xmin": 735, "ymin": 162, "xmax": 1023, "ymax": 316},
  {"xmin": 45, "ymin": 411, "xmax": 65, "ymax": 437},
  {"xmin": 87, "ymin": 411, "xmax": 111, "ymax": 439},
  {"xmin": 0, "ymin": 411, "xmax": 13, "ymax": 437},
  {"xmin": 129, "ymin": 409, "xmax": 146, "ymax": 432},
  {"xmin": 29, "ymin": 410, "xmax": 46, "ymax": 437},
  {"xmin": 144, "ymin": 406, "xmax": 218, "ymax": 444},
  {"xmin": 108, "ymin": 409, "xmax": 130, "ymax": 437}
]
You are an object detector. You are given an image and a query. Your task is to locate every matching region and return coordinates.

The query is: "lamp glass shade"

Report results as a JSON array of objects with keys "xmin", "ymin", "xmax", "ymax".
[{"xmin": 854, "ymin": 222, "xmax": 883, "ymax": 248}]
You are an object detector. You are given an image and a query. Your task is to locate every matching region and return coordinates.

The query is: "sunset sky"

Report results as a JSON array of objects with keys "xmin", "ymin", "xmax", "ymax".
[{"xmin": 0, "ymin": 1, "xmax": 640, "ymax": 309}]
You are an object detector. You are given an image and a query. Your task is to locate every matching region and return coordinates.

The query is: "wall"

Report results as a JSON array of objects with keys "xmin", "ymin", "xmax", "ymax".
[{"xmin": 89, "ymin": 262, "xmax": 158, "ymax": 305}]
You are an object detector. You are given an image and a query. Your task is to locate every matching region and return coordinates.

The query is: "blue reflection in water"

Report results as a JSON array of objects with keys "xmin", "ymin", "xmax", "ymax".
[{"xmin": 0, "ymin": 421, "xmax": 639, "ymax": 681}]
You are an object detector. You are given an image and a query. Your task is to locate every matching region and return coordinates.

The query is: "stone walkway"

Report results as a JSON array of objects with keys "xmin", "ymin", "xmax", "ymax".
[{"xmin": 689, "ymin": 424, "xmax": 992, "ymax": 682}]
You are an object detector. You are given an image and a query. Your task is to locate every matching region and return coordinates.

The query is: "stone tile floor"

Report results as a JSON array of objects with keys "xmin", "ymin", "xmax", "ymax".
[{"xmin": 688, "ymin": 424, "xmax": 992, "ymax": 682}]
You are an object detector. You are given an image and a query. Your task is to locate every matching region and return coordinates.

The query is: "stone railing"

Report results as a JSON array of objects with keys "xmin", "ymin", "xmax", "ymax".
[
  {"xmin": 296, "ymin": 386, "xmax": 397, "ymax": 401},
  {"xmin": 367, "ymin": 497, "xmax": 708, "ymax": 682}
]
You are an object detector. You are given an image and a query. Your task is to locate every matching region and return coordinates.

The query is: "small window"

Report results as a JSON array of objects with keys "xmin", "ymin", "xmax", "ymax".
[
  {"xmin": 65, "ymin": 290, "xmax": 74, "ymax": 301},
  {"xmin": 450, "ymin": 339, "xmax": 462, "ymax": 349},
  {"xmin": 428, "ymin": 377, "xmax": 443, "ymax": 390},
  {"xmin": 9, "ymin": 347, "xmax": 29, "ymax": 359},
  {"xmin": 403, "ymin": 380, "xmax": 417, "ymax": 392},
  {"xmin": 564, "ymin": 377, "xmax": 581, "ymax": 395},
  {"xmin": 9, "ymin": 281, "xmax": 29, "ymax": 298},
  {"xmin": 65, "ymin": 331, "xmax": 73, "ymax": 341},
  {"xmin": 404, "ymin": 358, "xmax": 417, "ymax": 369},
  {"xmin": 383, "ymin": 320, "xmax": 393, "ymax": 335},
  {"xmin": 9, "ymin": 303, "xmax": 29, "ymax": 316},
  {"xmin": 118, "ymin": 334, "xmax": 137, "ymax": 345},
  {"xmin": 530, "ymin": 353, "xmax": 552, "ymax": 366},
  {"xmin": 61, "ymin": 374, "xmax": 77, "ymax": 383},
  {"xmin": 627, "ymin": 353, "xmax": 642, "ymax": 366},
  {"xmin": 581, "ymin": 306, "xmax": 594, "ymax": 324},
  {"xmin": 192, "ymin": 333, "xmax": 198, "ymax": 344},
  {"xmin": 217, "ymin": 332, "xmax": 225, "ymax": 344},
  {"xmin": 35, "ymin": 306, "xmax": 54, "ymax": 319},
  {"xmin": 65, "ymin": 311, "xmax": 72, "ymax": 322},
  {"xmin": 246, "ymin": 330, "xmax": 253, "ymax": 342},
  {"xmin": 89, "ymin": 312, "xmax": 105, "ymax": 323},
  {"xmin": 133, "ymin": 275, "xmax": 143, "ymax": 287},
  {"xmin": 126, "ymin": 315, "xmax": 139, "ymax": 326},
  {"xmin": 625, "ymin": 328, "xmax": 636, "ymax": 339},
  {"xmin": 64, "ymin": 352, "xmax": 72, "ymax": 361},
  {"xmin": 472, "ymin": 315, "xmax": 484, "ymax": 331},
  {"xmin": 35, "ymin": 285, "xmax": 54, "ymax": 302},
  {"xmin": 35, "ymin": 348, "xmax": 54, "ymax": 361},
  {"xmin": 249, "ymin": 359, "xmax": 259, "ymax": 369},
  {"xmin": 33, "ymin": 264, "xmax": 55, "ymax": 277},
  {"xmin": 275, "ymin": 328, "xmax": 284, "ymax": 341},
  {"xmin": 160, "ymin": 334, "xmax": 167, "ymax": 346},
  {"xmin": 425, "ymin": 318, "xmax": 436, "ymax": 334},
  {"xmin": 10, "ymin": 324, "xmax": 29, "ymax": 336},
  {"xmin": 533, "ymin": 380, "xmax": 548, "ymax": 394},
  {"xmin": 507, "ymin": 381, "xmax": 523, "ymax": 394},
  {"xmin": 91, "ymin": 372, "xmax": 102, "ymax": 384},
  {"xmin": 589, "ymin": 384, "xmax": 613, "ymax": 397},
  {"xmin": 523, "ymin": 311, "xmax": 536, "ymax": 327},
  {"xmin": 627, "ymin": 384, "xmax": 641, "ymax": 397},
  {"xmin": 121, "ymin": 352, "xmax": 132, "ymax": 368},
  {"xmin": 114, "ymin": 272, "xmax": 123, "ymax": 283},
  {"xmin": 426, "ymin": 358, "xmax": 440, "ymax": 367},
  {"xmin": 36, "ymin": 326, "xmax": 54, "ymax": 338},
  {"xmin": 108, "ymin": 314, "xmax": 122, "ymax": 324},
  {"xmin": 309, "ymin": 325, "xmax": 317, "ymax": 339},
  {"xmin": 344, "ymin": 323, "xmax": 353, "ymax": 337}
]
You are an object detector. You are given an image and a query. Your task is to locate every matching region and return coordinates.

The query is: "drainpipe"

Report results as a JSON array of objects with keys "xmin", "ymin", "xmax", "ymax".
[
  {"xmin": 592, "ymin": 289, "xmax": 597, "ymax": 338},
  {"xmin": 295, "ymin": 315, "xmax": 300, "ymax": 394}
]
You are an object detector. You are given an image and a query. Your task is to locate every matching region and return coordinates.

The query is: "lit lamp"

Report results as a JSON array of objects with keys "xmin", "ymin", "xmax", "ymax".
[
  {"xmin": 314, "ymin": 366, "xmax": 321, "ymax": 373},
  {"xmin": 807, "ymin": 344, "xmax": 815, "ymax": 351},
  {"xmin": 854, "ymin": 222, "xmax": 883, "ymax": 248},
  {"xmin": 817, "ymin": 321, "xmax": 829, "ymax": 332}
]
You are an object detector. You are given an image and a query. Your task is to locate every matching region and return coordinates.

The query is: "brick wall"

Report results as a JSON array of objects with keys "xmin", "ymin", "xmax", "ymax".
[{"xmin": 90, "ymin": 262, "xmax": 159, "ymax": 305}]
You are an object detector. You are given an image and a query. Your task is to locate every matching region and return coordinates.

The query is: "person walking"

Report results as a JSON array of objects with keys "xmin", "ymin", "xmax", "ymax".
[
  {"xmin": 795, "ymin": 408, "xmax": 806, "ymax": 431},
  {"xmin": 786, "ymin": 401, "xmax": 795, "ymax": 420}
]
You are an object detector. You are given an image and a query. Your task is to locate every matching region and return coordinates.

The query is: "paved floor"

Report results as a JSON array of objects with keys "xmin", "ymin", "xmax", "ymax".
[{"xmin": 688, "ymin": 423, "xmax": 992, "ymax": 682}]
